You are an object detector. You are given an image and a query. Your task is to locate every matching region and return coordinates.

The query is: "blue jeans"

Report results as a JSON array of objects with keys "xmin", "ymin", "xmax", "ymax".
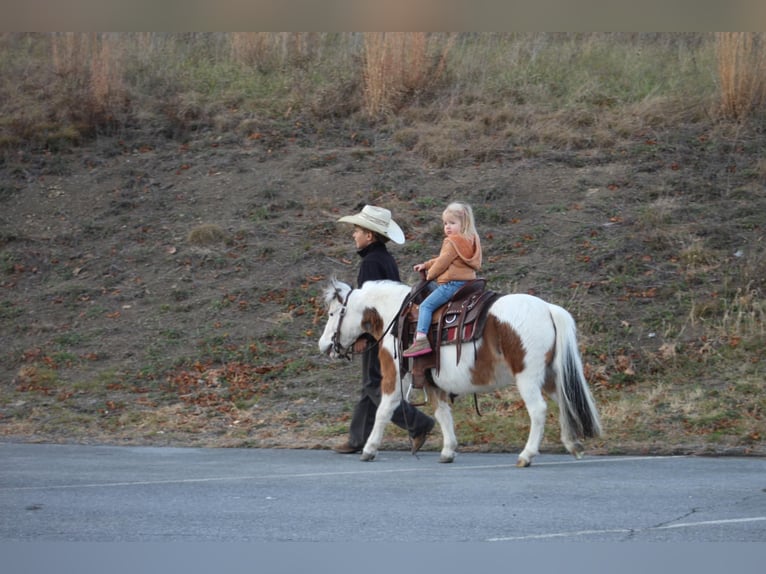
[{"xmin": 416, "ymin": 281, "xmax": 466, "ymax": 334}]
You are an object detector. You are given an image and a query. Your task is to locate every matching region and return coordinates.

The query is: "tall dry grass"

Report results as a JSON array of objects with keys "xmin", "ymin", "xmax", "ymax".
[
  {"xmin": 716, "ymin": 32, "xmax": 766, "ymax": 120},
  {"xmin": 51, "ymin": 32, "xmax": 126, "ymax": 126},
  {"xmin": 362, "ymin": 32, "xmax": 454, "ymax": 117},
  {"xmin": 231, "ymin": 32, "xmax": 319, "ymax": 70},
  {"xmin": 3, "ymin": 33, "xmax": 766, "ymax": 150}
]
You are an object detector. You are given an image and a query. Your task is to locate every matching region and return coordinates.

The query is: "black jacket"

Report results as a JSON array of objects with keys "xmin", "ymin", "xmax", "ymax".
[{"xmin": 356, "ymin": 241, "xmax": 400, "ymax": 287}]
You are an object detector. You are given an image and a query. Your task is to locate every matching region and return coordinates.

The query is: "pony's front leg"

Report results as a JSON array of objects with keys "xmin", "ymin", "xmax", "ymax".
[
  {"xmin": 360, "ymin": 390, "xmax": 399, "ymax": 462},
  {"xmin": 431, "ymin": 389, "xmax": 457, "ymax": 463}
]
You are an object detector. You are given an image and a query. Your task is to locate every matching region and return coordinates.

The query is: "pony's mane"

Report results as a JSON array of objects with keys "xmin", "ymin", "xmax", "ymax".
[
  {"xmin": 323, "ymin": 278, "xmax": 407, "ymax": 307},
  {"xmin": 358, "ymin": 280, "xmax": 411, "ymax": 308},
  {"xmin": 359, "ymin": 279, "xmax": 405, "ymax": 291}
]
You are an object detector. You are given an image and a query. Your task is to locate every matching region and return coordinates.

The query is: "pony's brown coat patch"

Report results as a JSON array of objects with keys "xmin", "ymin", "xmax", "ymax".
[
  {"xmin": 471, "ymin": 316, "xmax": 526, "ymax": 386},
  {"xmin": 362, "ymin": 307, "xmax": 396, "ymax": 395},
  {"xmin": 542, "ymin": 343, "xmax": 557, "ymax": 396},
  {"xmin": 379, "ymin": 347, "xmax": 397, "ymax": 395},
  {"xmin": 361, "ymin": 307, "xmax": 384, "ymax": 339}
]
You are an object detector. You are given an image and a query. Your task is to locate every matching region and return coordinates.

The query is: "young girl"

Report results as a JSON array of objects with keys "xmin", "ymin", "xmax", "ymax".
[{"xmin": 403, "ymin": 201, "xmax": 482, "ymax": 357}]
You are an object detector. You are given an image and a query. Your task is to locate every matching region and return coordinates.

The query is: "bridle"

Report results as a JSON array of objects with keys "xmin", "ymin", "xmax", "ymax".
[{"xmin": 330, "ymin": 287, "xmax": 354, "ymax": 360}]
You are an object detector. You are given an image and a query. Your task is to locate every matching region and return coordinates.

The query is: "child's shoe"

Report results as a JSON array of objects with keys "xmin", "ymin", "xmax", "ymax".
[{"xmin": 403, "ymin": 338, "xmax": 432, "ymax": 357}]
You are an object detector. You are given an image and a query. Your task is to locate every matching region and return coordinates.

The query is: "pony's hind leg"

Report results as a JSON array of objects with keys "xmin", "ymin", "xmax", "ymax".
[
  {"xmin": 430, "ymin": 388, "xmax": 457, "ymax": 463},
  {"xmin": 516, "ymin": 373, "xmax": 548, "ymax": 467},
  {"xmin": 544, "ymin": 391, "xmax": 583, "ymax": 459}
]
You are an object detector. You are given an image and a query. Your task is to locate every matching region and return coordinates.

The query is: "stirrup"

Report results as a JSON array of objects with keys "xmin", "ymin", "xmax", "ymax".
[{"xmin": 406, "ymin": 382, "xmax": 428, "ymax": 405}]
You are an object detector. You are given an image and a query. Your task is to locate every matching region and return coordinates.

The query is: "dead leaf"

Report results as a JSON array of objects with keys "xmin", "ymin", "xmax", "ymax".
[
  {"xmin": 658, "ymin": 342, "xmax": 677, "ymax": 359},
  {"xmin": 616, "ymin": 354, "xmax": 635, "ymax": 375}
]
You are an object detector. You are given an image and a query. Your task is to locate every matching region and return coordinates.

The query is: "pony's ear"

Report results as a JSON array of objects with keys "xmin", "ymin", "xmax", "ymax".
[
  {"xmin": 326, "ymin": 277, "xmax": 341, "ymax": 304},
  {"xmin": 330, "ymin": 276, "xmax": 348, "ymax": 304}
]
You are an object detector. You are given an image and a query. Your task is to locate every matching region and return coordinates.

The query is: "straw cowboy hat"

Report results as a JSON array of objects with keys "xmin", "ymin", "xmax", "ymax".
[{"xmin": 337, "ymin": 205, "xmax": 405, "ymax": 244}]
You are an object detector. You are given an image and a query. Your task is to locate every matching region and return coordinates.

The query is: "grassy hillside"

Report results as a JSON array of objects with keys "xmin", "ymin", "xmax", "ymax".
[{"xmin": 1, "ymin": 33, "xmax": 764, "ymax": 455}]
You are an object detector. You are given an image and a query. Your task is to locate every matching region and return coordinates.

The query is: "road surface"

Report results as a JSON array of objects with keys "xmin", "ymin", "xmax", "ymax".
[{"xmin": 2, "ymin": 443, "xmax": 764, "ymax": 543}]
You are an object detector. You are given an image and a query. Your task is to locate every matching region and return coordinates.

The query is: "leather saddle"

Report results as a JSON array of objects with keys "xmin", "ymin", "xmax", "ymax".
[{"xmin": 396, "ymin": 278, "xmax": 500, "ymax": 392}]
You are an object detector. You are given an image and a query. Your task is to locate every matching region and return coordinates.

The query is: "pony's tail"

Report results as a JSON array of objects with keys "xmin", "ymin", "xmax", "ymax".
[{"xmin": 548, "ymin": 304, "xmax": 602, "ymax": 440}]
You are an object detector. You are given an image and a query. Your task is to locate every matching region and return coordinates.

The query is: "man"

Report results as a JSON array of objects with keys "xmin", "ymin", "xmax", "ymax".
[{"xmin": 333, "ymin": 205, "xmax": 435, "ymax": 455}]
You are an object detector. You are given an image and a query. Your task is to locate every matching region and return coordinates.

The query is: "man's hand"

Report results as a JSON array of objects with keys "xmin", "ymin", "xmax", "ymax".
[{"xmin": 353, "ymin": 337, "xmax": 368, "ymax": 354}]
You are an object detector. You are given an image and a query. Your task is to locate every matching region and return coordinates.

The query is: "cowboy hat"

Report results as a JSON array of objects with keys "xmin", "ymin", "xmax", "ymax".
[{"xmin": 337, "ymin": 205, "xmax": 405, "ymax": 244}]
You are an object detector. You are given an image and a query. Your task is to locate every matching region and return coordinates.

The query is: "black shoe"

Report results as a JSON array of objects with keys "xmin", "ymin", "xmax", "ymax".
[
  {"xmin": 333, "ymin": 441, "xmax": 362, "ymax": 454},
  {"xmin": 411, "ymin": 419, "xmax": 435, "ymax": 454}
]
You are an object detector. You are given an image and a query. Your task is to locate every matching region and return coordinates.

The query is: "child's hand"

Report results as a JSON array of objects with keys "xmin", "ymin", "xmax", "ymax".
[{"xmin": 413, "ymin": 263, "xmax": 425, "ymax": 272}]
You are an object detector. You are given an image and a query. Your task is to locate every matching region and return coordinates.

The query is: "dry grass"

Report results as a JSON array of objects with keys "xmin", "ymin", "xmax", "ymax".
[
  {"xmin": 4, "ymin": 33, "xmax": 764, "ymax": 152},
  {"xmin": 363, "ymin": 32, "xmax": 455, "ymax": 117},
  {"xmin": 231, "ymin": 32, "xmax": 319, "ymax": 71},
  {"xmin": 719, "ymin": 285, "xmax": 766, "ymax": 339},
  {"xmin": 51, "ymin": 33, "xmax": 127, "ymax": 127},
  {"xmin": 187, "ymin": 223, "xmax": 227, "ymax": 246},
  {"xmin": 716, "ymin": 32, "xmax": 766, "ymax": 120},
  {"xmin": 231, "ymin": 32, "xmax": 278, "ymax": 69}
]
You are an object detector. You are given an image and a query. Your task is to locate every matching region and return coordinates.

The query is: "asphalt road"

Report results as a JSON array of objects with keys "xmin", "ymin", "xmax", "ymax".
[{"xmin": 1, "ymin": 443, "xmax": 765, "ymax": 543}]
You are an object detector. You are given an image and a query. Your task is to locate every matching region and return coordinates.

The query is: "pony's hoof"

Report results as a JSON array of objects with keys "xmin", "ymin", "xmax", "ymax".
[
  {"xmin": 516, "ymin": 457, "xmax": 531, "ymax": 468},
  {"xmin": 572, "ymin": 442, "xmax": 585, "ymax": 459},
  {"xmin": 360, "ymin": 451, "xmax": 376, "ymax": 462},
  {"xmin": 439, "ymin": 454, "xmax": 455, "ymax": 463}
]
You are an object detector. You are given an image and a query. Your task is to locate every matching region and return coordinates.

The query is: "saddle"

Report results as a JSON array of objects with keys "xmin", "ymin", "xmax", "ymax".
[{"xmin": 396, "ymin": 278, "xmax": 500, "ymax": 392}]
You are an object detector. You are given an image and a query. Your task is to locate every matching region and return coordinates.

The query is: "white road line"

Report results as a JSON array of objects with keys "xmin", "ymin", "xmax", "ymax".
[
  {"xmin": 486, "ymin": 516, "xmax": 766, "ymax": 541},
  {"xmin": 655, "ymin": 516, "xmax": 766, "ymax": 530}
]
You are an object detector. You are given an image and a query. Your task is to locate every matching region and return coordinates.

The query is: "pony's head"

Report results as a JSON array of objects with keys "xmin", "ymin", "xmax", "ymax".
[
  {"xmin": 318, "ymin": 277, "xmax": 411, "ymax": 359},
  {"xmin": 317, "ymin": 278, "xmax": 359, "ymax": 359}
]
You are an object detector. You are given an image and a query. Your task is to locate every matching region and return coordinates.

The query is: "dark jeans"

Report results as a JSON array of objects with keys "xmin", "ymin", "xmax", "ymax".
[{"xmin": 347, "ymin": 346, "xmax": 434, "ymax": 449}]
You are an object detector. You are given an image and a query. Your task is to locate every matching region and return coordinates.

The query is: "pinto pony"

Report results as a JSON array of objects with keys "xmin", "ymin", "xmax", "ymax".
[{"xmin": 318, "ymin": 278, "xmax": 602, "ymax": 466}]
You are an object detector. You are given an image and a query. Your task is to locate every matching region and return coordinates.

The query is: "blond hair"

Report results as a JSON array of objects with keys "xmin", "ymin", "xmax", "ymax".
[{"xmin": 443, "ymin": 201, "xmax": 478, "ymax": 237}]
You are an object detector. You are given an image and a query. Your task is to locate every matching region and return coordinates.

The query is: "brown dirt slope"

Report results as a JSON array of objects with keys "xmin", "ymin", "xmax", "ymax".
[{"xmin": 1, "ymin": 119, "xmax": 764, "ymax": 455}]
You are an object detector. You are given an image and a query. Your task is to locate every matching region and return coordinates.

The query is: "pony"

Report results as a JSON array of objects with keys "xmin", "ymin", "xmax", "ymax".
[{"xmin": 318, "ymin": 278, "xmax": 602, "ymax": 466}]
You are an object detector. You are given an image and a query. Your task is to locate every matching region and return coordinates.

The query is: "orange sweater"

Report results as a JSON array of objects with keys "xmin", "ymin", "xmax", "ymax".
[{"xmin": 424, "ymin": 234, "xmax": 482, "ymax": 284}]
